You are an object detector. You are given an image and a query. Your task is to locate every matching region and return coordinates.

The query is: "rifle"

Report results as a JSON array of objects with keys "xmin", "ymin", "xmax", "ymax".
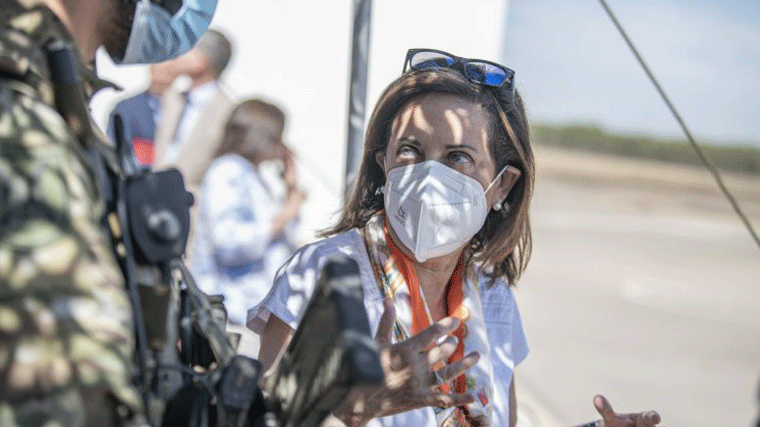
[
  {"xmin": 46, "ymin": 42, "xmax": 384, "ymax": 427},
  {"xmin": 267, "ymin": 257, "xmax": 385, "ymax": 427}
]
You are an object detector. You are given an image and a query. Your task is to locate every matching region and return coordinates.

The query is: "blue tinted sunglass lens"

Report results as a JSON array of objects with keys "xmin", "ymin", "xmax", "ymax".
[
  {"xmin": 467, "ymin": 62, "xmax": 507, "ymax": 86},
  {"xmin": 411, "ymin": 51, "xmax": 455, "ymax": 70},
  {"xmin": 484, "ymin": 72, "xmax": 506, "ymax": 86}
]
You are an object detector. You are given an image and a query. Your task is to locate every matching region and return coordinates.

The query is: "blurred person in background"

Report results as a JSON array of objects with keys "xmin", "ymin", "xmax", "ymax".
[
  {"xmin": 106, "ymin": 60, "xmax": 183, "ymax": 167},
  {"xmin": 153, "ymin": 28, "xmax": 235, "ymax": 192},
  {"xmin": 192, "ymin": 98, "xmax": 306, "ymax": 356},
  {"xmin": 251, "ymin": 49, "xmax": 662, "ymax": 427}
]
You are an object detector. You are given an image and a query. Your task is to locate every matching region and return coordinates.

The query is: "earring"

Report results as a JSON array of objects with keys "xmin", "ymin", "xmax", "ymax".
[{"xmin": 492, "ymin": 202, "xmax": 503, "ymax": 211}]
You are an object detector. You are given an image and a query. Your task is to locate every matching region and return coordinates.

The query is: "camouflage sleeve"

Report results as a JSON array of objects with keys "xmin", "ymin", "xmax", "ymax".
[{"xmin": 0, "ymin": 88, "xmax": 142, "ymax": 426}]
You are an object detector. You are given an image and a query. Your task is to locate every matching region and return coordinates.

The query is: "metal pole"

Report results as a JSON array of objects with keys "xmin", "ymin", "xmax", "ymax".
[
  {"xmin": 344, "ymin": 0, "xmax": 372, "ymax": 199},
  {"xmin": 498, "ymin": 0, "xmax": 512, "ymax": 65}
]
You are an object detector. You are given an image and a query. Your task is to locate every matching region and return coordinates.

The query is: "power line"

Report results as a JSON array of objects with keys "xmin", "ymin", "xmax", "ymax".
[{"xmin": 597, "ymin": 0, "xmax": 760, "ymax": 253}]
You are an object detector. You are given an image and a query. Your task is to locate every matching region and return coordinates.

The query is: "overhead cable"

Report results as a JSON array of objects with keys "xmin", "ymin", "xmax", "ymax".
[{"xmin": 597, "ymin": 0, "xmax": 760, "ymax": 253}]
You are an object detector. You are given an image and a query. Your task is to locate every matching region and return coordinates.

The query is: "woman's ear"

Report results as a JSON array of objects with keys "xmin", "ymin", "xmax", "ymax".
[
  {"xmin": 493, "ymin": 165, "xmax": 521, "ymax": 206},
  {"xmin": 375, "ymin": 150, "xmax": 386, "ymax": 174}
]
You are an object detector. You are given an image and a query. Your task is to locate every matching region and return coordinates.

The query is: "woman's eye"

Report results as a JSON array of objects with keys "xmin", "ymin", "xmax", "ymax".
[
  {"xmin": 398, "ymin": 145, "xmax": 420, "ymax": 159},
  {"xmin": 448, "ymin": 151, "xmax": 472, "ymax": 164}
]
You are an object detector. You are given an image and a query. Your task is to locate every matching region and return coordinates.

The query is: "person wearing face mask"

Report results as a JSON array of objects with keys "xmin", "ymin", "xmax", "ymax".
[
  {"xmin": 0, "ymin": 0, "xmax": 215, "ymax": 425},
  {"xmin": 252, "ymin": 49, "xmax": 663, "ymax": 427}
]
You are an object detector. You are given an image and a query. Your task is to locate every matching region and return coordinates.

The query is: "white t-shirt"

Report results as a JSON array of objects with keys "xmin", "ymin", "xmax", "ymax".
[{"xmin": 249, "ymin": 229, "xmax": 529, "ymax": 426}]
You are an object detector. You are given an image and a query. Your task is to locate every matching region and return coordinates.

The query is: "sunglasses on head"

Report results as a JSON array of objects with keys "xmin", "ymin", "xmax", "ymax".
[{"xmin": 403, "ymin": 48, "xmax": 516, "ymax": 95}]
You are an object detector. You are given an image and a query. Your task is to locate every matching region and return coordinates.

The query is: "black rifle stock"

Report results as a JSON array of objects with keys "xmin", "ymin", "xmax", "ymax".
[
  {"xmin": 46, "ymin": 42, "xmax": 384, "ymax": 427},
  {"xmin": 267, "ymin": 257, "xmax": 385, "ymax": 427}
]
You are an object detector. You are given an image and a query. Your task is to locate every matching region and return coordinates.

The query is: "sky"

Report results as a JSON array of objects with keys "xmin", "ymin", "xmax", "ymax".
[{"xmin": 502, "ymin": 0, "xmax": 760, "ymax": 146}]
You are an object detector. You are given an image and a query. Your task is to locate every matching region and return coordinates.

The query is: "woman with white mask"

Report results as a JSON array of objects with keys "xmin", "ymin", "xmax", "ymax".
[{"xmin": 250, "ymin": 49, "xmax": 662, "ymax": 427}]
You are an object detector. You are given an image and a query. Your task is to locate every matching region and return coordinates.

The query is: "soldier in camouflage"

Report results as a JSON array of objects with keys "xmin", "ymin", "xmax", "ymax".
[{"xmin": 0, "ymin": 0, "xmax": 172, "ymax": 425}]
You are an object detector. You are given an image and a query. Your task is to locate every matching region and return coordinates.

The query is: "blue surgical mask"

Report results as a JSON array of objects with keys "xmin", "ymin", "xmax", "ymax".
[{"xmin": 119, "ymin": 0, "xmax": 218, "ymax": 64}]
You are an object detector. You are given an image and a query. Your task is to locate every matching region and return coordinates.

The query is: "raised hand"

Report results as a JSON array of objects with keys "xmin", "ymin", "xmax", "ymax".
[
  {"xmin": 330, "ymin": 299, "xmax": 480, "ymax": 426},
  {"xmin": 281, "ymin": 147, "xmax": 298, "ymax": 191},
  {"xmin": 592, "ymin": 395, "xmax": 661, "ymax": 427}
]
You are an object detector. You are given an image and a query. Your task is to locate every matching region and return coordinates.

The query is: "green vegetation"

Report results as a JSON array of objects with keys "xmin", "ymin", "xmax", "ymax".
[{"xmin": 531, "ymin": 123, "xmax": 760, "ymax": 175}]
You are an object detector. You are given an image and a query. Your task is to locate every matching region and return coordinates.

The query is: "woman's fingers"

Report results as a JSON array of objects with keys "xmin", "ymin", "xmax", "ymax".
[
  {"xmin": 426, "ymin": 334, "xmax": 458, "ymax": 366},
  {"xmin": 644, "ymin": 411, "xmax": 661, "ymax": 425},
  {"xmin": 375, "ymin": 298, "xmax": 396, "ymax": 346},
  {"xmin": 635, "ymin": 411, "xmax": 661, "ymax": 427},
  {"xmin": 594, "ymin": 395, "xmax": 620, "ymax": 423},
  {"xmin": 408, "ymin": 317, "xmax": 460, "ymax": 349},
  {"xmin": 427, "ymin": 352, "xmax": 480, "ymax": 387},
  {"xmin": 381, "ymin": 391, "xmax": 476, "ymax": 418},
  {"xmin": 424, "ymin": 391, "xmax": 475, "ymax": 409},
  {"xmin": 437, "ymin": 352, "xmax": 479, "ymax": 383},
  {"xmin": 594, "ymin": 395, "xmax": 661, "ymax": 427}
]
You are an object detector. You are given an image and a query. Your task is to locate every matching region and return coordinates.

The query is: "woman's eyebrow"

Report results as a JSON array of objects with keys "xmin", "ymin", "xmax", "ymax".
[
  {"xmin": 398, "ymin": 136, "xmax": 421, "ymax": 145},
  {"xmin": 445, "ymin": 144, "xmax": 477, "ymax": 152}
]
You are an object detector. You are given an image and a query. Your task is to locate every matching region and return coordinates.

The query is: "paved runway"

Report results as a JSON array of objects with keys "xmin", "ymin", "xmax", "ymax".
[{"xmin": 515, "ymin": 147, "xmax": 760, "ymax": 427}]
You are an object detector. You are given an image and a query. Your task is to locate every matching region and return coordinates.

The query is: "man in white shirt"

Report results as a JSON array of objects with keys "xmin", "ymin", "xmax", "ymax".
[{"xmin": 153, "ymin": 28, "xmax": 236, "ymax": 191}]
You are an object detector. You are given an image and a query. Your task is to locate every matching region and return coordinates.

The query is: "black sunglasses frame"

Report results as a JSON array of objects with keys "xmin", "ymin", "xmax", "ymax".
[{"xmin": 403, "ymin": 48, "xmax": 516, "ymax": 96}]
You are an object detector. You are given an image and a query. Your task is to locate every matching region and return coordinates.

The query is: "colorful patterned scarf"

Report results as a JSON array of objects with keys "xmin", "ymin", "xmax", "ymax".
[{"xmin": 362, "ymin": 214, "xmax": 494, "ymax": 427}]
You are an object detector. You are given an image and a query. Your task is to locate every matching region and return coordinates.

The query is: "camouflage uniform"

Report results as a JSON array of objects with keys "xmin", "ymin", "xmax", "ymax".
[{"xmin": 0, "ymin": 1, "xmax": 142, "ymax": 426}]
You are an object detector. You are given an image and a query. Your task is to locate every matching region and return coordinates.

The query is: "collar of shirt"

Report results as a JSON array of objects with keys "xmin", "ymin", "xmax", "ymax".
[{"xmin": 186, "ymin": 80, "xmax": 219, "ymax": 107}]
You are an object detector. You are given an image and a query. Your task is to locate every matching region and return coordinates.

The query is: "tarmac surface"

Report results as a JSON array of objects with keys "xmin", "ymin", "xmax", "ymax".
[{"xmin": 514, "ymin": 146, "xmax": 760, "ymax": 427}]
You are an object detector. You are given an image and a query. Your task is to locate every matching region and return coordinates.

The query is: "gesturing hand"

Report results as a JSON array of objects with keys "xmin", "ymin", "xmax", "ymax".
[
  {"xmin": 593, "ymin": 395, "xmax": 662, "ymax": 427},
  {"xmin": 330, "ymin": 299, "xmax": 480, "ymax": 427}
]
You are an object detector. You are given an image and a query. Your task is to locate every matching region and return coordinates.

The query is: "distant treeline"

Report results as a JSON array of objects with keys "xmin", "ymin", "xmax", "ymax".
[{"xmin": 531, "ymin": 123, "xmax": 760, "ymax": 175}]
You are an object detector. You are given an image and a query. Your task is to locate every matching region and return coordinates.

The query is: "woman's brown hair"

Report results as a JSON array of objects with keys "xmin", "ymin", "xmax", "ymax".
[
  {"xmin": 323, "ymin": 69, "xmax": 535, "ymax": 286},
  {"xmin": 214, "ymin": 98, "xmax": 285, "ymax": 161}
]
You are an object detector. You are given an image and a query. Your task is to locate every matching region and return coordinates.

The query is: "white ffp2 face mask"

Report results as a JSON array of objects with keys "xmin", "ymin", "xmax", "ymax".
[
  {"xmin": 383, "ymin": 161, "xmax": 505, "ymax": 262},
  {"xmin": 118, "ymin": 0, "xmax": 218, "ymax": 65}
]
